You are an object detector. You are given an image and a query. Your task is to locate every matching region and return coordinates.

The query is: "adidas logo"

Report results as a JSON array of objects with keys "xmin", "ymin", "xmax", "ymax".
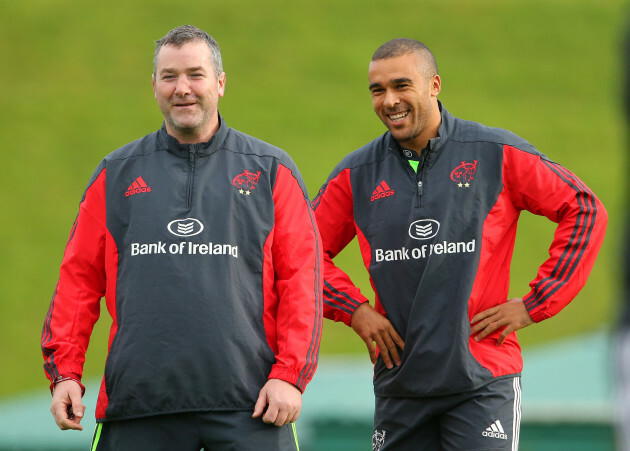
[
  {"xmin": 370, "ymin": 180, "xmax": 395, "ymax": 202},
  {"xmin": 482, "ymin": 420, "xmax": 508, "ymax": 440},
  {"xmin": 125, "ymin": 176, "xmax": 152, "ymax": 197}
]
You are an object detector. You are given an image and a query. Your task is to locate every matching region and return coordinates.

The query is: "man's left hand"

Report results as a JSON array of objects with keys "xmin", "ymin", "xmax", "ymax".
[
  {"xmin": 470, "ymin": 298, "xmax": 534, "ymax": 346},
  {"xmin": 252, "ymin": 379, "xmax": 302, "ymax": 426}
]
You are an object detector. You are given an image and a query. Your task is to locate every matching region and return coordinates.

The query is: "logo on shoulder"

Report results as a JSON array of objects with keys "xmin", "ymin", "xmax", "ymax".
[
  {"xmin": 167, "ymin": 218, "xmax": 204, "ymax": 237},
  {"xmin": 233, "ymin": 170, "xmax": 262, "ymax": 195},
  {"xmin": 125, "ymin": 176, "xmax": 152, "ymax": 197},
  {"xmin": 409, "ymin": 219, "xmax": 440, "ymax": 240},
  {"xmin": 450, "ymin": 160, "xmax": 478, "ymax": 188},
  {"xmin": 372, "ymin": 429, "xmax": 386, "ymax": 451}
]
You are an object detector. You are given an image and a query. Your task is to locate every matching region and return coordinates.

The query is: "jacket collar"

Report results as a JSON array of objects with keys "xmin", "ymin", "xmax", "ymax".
[
  {"xmin": 158, "ymin": 113, "xmax": 228, "ymax": 159},
  {"xmin": 388, "ymin": 101, "xmax": 452, "ymax": 166}
]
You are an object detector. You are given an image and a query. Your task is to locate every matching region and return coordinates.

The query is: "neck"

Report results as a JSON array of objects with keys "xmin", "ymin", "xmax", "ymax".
[
  {"xmin": 166, "ymin": 114, "xmax": 220, "ymax": 144},
  {"xmin": 404, "ymin": 106, "xmax": 441, "ymax": 153}
]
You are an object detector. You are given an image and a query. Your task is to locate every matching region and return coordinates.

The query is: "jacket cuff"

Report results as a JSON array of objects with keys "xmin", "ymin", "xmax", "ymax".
[
  {"xmin": 50, "ymin": 373, "xmax": 85, "ymax": 397},
  {"xmin": 268, "ymin": 366, "xmax": 303, "ymax": 393},
  {"xmin": 522, "ymin": 293, "xmax": 550, "ymax": 323}
]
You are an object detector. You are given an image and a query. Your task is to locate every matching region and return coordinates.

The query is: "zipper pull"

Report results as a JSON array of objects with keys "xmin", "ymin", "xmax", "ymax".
[{"xmin": 417, "ymin": 180, "xmax": 423, "ymax": 196}]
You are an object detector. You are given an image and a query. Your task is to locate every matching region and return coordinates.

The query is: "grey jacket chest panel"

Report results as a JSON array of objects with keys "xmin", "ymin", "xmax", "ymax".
[
  {"xmin": 349, "ymin": 141, "xmax": 506, "ymax": 394},
  {"xmin": 105, "ymin": 149, "xmax": 276, "ymax": 266},
  {"xmin": 352, "ymin": 141, "xmax": 504, "ymax": 259},
  {"xmin": 100, "ymin": 146, "xmax": 280, "ymax": 418}
]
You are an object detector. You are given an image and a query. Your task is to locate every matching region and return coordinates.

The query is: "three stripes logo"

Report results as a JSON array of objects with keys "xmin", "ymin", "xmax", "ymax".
[
  {"xmin": 482, "ymin": 420, "xmax": 508, "ymax": 440},
  {"xmin": 370, "ymin": 180, "xmax": 395, "ymax": 202},
  {"xmin": 408, "ymin": 219, "xmax": 440, "ymax": 240},
  {"xmin": 125, "ymin": 176, "xmax": 152, "ymax": 197}
]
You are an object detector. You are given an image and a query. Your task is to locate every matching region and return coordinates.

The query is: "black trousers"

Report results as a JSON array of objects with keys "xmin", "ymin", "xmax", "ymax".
[
  {"xmin": 373, "ymin": 376, "xmax": 521, "ymax": 451},
  {"xmin": 91, "ymin": 411, "xmax": 300, "ymax": 451}
]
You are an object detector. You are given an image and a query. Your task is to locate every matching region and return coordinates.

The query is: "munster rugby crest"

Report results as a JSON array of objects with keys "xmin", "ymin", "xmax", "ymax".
[
  {"xmin": 372, "ymin": 429, "xmax": 386, "ymax": 451},
  {"xmin": 232, "ymin": 170, "xmax": 262, "ymax": 195},
  {"xmin": 450, "ymin": 160, "xmax": 478, "ymax": 188}
]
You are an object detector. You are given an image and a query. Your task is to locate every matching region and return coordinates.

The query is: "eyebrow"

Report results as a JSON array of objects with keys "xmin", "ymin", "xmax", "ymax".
[
  {"xmin": 369, "ymin": 77, "xmax": 413, "ymax": 90},
  {"xmin": 159, "ymin": 66, "xmax": 206, "ymax": 75}
]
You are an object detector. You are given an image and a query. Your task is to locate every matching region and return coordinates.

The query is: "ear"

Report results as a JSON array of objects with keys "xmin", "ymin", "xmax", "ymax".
[
  {"xmin": 152, "ymin": 73, "xmax": 157, "ymax": 99},
  {"xmin": 217, "ymin": 72, "xmax": 226, "ymax": 98},
  {"xmin": 431, "ymin": 74, "xmax": 441, "ymax": 97}
]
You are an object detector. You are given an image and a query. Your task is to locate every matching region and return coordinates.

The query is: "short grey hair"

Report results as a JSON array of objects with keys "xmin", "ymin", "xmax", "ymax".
[
  {"xmin": 372, "ymin": 38, "xmax": 438, "ymax": 79},
  {"xmin": 153, "ymin": 25, "xmax": 223, "ymax": 76}
]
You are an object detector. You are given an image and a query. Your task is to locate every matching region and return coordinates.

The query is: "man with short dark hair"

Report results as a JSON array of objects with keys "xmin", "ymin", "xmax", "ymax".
[
  {"xmin": 42, "ymin": 24, "xmax": 322, "ymax": 451},
  {"xmin": 313, "ymin": 38, "xmax": 607, "ymax": 450}
]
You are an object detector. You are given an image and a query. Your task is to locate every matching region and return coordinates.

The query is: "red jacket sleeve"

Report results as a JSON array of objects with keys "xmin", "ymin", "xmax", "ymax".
[
  {"xmin": 266, "ymin": 164, "xmax": 323, "ymax": 392},
  {"xmin": 312, "ymin": 168, "xmax": 369, "ymax": 326},
  {"xmin": 41, "ymin": 167, "xmax": 107, "ymax": 387},
  {"xmin": 503, "ymin": 145, "xmax": 608, "ymax": 322}
]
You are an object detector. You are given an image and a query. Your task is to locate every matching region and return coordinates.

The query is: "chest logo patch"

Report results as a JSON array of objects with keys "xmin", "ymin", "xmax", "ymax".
[
  {"xmin": 409, "ymin": 219, "xmax": 440, "ymax": 240},
  {"xmin": 233, "ymin": 170, "xmax": 262, "ymax": 195},
  {"xmin": 167, "ymin": 218, "xmax": 204, "ymax": 237},
  {"xmin": 125, "ymin": 176, "xmax": 152, "ymax": 197},
  {"xmin": 371, "ymin": 180, "xmax": 395, "ymax": 202},
  {"xmin": 450, "ymin": 160, "xmax": 478, "ymax": 188}
]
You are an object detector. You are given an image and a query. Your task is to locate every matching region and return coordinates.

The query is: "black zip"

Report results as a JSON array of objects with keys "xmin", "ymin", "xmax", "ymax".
[
  {"xmin": 187, "ymin": 145, "xmax": 197, "ymax": 209},
  {"xmin": 415, "ymin": 147, "xmax": 430, "ymax": 208}
]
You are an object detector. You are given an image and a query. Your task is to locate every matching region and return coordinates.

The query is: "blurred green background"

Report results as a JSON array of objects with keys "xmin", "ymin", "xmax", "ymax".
[{"xmin": 0, "ymin": 0, "xmax": 625, "ymax": 410}]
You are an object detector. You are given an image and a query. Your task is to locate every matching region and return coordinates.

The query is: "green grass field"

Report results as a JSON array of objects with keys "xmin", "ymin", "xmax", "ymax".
[{"xmin": 0, "ymin": 0, "xmax": 626, "ymax": 399}]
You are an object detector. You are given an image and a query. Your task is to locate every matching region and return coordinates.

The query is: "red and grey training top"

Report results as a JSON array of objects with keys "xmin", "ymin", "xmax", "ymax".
[
  {"xmin": 41, "ymin": 117, "xmax": 323, "ymax": 422},
  {"xmin": 313, "ymin": 102, "xmax": 607, "ymax": 397}
]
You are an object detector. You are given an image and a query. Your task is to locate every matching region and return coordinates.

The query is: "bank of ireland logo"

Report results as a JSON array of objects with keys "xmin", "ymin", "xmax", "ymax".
[
  {"xmin": 372, "ymin": 429, "xmax": 386, "ymax": 451},
  {"xmin": 232, "ymin": 170, "xmax": 262, "ymax": 195},
  {"xmin": 450, "ymin": 160, "xmax": 478, "ymax": 188},
  {"xmin": 409, "ymin": 219, "xmax": 440, "ymax": 240},
  {"xmin": 167, "ymin": 218, "xmax": 204, "ymax": 237}
]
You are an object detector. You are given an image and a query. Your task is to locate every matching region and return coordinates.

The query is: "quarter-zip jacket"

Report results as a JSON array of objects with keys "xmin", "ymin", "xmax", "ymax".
[
  {"xmin": 313, "ymin": 103, "xmax": 606, "ymax": 397},
  {"xmin": 42, "ymin": 117, "xmax": 323, "ymax": 421}
]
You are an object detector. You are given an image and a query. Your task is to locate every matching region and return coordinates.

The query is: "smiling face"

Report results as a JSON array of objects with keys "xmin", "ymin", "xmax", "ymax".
[
  {"xmin": 368, "ymin": 52, "xmax": 441, "ymax": 152},
  {"xmin": 152, "ymin": 40, "xmax": 226, "ymax": 143}
]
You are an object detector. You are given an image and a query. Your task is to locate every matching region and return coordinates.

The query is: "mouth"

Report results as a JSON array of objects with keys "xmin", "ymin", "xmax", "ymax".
[
  {"xmin": 387, "ymin": 111, "xmax": 409, "ymax": 123},
  {"xmin": 173, "ymin": 101, "xmax": 197, "ymax": 108}
]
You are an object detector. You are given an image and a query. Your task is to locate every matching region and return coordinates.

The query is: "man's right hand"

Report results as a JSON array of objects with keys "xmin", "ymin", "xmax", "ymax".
[
  {"xmin": 350, "ymin": 302, "xmax": 405, "ymax": 369},
  {"xmin": 50, "ymin": 380, "xmax": 85, "ymax": 431}
]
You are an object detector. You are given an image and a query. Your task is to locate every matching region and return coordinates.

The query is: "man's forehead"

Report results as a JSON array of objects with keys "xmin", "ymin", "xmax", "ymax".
[
  {"xmin": 369, "ymin": 54, "xmax": 423, "ymax": 74},
  {"xmin": 368, "ymin": 56, "xmax": 424, "ymax": 85},
  {"xmin": 156, "ymin": 41, "xmax": 212, "ymax": 68}
]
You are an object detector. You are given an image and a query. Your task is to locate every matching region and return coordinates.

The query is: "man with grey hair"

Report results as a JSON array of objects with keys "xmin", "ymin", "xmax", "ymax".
[
  {"xmin": 42, "ymin": 24, "xmax": 322, "ymax": 450},
  {"xmin": 313, "ymin": 38, "xmax": 607, "ymax": 450}
]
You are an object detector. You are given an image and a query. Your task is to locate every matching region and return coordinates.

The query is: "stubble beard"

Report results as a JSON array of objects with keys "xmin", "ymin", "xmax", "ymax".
[
  {"xmin": 165, "ymin": 102, "xmax": 210, "ymax": 138},
  {"xmin": 386, "ymin": 116, "xmax": 420, "ymax": 148},
  {"xmin": 388, "ymin": 109, "xmax": 430, "ymax": 150}
]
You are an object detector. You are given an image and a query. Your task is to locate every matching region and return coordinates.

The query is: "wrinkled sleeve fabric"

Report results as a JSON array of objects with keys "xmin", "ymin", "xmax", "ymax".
[
  {"xmin": 268, "ymin": 164, "xmax": 323, "ymax": 392},
  {"xmin": 41, "ymin": 165, "xmax": 107, "ymax": 390},
  {"xmin": 503, "ymin": 145, "xmax": 607, "ymax": 323},
  {"xmin": 312, "ymin": 168, "xmax": 369, "ymax": 326}
]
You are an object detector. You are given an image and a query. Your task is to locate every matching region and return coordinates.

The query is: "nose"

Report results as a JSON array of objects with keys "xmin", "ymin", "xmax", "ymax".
[
  {"xmin": 174, "ymin": 76, "xmax": 191, "ymax": 97},
  {"xmin": 383, "ymin": 89, "xmax": 399, "ymax": 109}
]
